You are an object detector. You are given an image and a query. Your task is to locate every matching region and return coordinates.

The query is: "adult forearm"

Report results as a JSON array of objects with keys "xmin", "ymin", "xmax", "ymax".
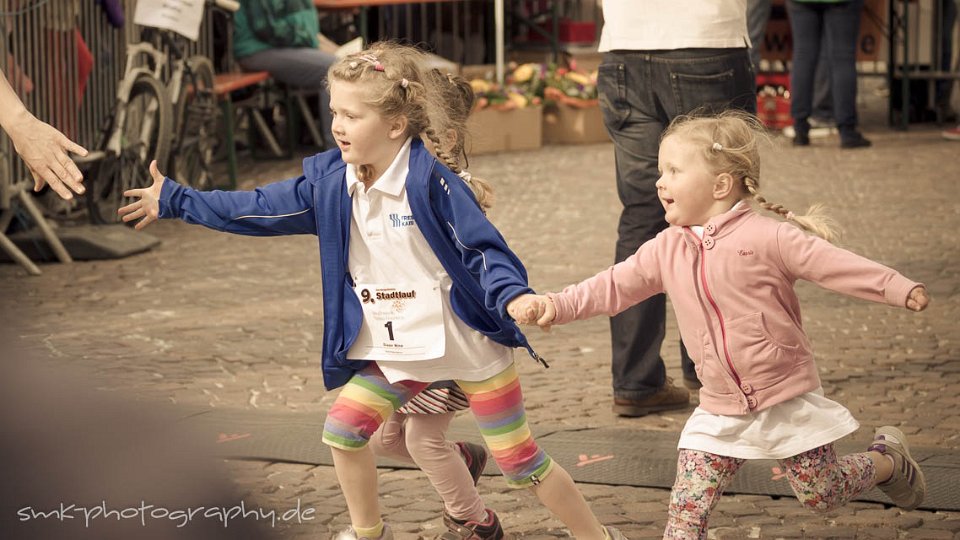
[{"xmin": 0, "ymin": 71, "xmax": 33, "ymax": 134}]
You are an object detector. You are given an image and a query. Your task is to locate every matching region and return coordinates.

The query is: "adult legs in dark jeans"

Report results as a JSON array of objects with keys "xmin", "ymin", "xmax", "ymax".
[
  {"xmin": 598, "ymin": 48, "xmax": 755, "ymax": 416},
  {"xmin": 935, "ymin": 0, "xmax": 958, "ymax": 121},
  {"xmin": 787, "ymin": 0, "xmax": 869, "ymax": 148}
]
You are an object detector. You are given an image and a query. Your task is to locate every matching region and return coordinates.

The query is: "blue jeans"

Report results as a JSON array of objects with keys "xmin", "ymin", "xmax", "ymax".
[
  {"xmin": 597, "ymin": 48, "xmax": 755, "ymax": 399},
  {"xmin": 787, "ymin": 0, "xmax": 863, "ymax": 138}
]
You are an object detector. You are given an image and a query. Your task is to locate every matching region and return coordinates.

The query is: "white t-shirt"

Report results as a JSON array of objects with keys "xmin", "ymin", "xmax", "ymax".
[
  {"xmin": 598, "ymin": 0, "xmax": 750, "ymax": 52},
  {"xmin": 345, "ymin": 138, "xmax": 514, "ymax": 384},
  {"xmin": 680, "ymin": 215, "xmax": 859, "ymax": 459}
]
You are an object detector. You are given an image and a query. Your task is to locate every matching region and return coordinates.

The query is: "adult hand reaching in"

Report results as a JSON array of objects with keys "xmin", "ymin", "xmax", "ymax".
[
  {"xmin": 0, "ymin": 71, "xmax": 88, "ymax": 200},
  {"xmin": 9, "ymin": 114, "xmax": 89, "ymax": 199}
]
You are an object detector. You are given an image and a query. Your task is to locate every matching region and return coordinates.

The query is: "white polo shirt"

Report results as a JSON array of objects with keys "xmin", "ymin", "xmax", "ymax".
[{"xmin": 345, "ymin": 138, "xmax": 514, "ymax": 384}]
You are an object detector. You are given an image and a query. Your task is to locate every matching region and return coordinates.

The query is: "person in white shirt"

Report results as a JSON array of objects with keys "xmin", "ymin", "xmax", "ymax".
[{"xmin": 596, "ymin": 0, "xmax": 757, "ymax": 418}]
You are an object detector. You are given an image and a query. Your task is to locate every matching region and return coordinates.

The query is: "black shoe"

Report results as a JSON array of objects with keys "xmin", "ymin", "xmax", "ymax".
[
  {"xmin": 792, "ymin": 131, "xmax": 810, "ymax": 146},
  {"xmin": 840, "ymin": 132, "xmax": 872, "ymax": 149},
  {"xmin": 440, "ymin": 508, "xmax": 504, "ymax": 540},
  {"xmin": 456, "ymin": 441, "xmax": 488, "ymax": 486}
]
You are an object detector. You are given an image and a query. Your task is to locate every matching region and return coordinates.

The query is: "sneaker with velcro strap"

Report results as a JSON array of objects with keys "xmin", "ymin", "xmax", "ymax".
[{"xmin": 868, "ymin": 426, "xmax": 926, "ymax": 510}]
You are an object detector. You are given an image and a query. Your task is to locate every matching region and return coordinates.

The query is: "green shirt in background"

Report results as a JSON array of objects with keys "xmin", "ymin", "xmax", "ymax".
[{"xmin": 234, "ymin": 0, "xmax": 319, "ymax": 60}]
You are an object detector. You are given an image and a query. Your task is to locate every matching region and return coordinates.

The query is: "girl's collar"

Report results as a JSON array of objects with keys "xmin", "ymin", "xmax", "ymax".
[
  {"xmin": 683, "ymin": 199, "xmax": 752, "ymax": 239},
  {"xmin": 346, "ymin": 137, "xmax": 413, "ymax": 196}
]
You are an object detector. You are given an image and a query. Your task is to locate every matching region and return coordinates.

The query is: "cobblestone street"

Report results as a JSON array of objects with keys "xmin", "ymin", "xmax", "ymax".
[{"xmin": 2, "ymin": 113, "xmax": 960, "ymax": 539}]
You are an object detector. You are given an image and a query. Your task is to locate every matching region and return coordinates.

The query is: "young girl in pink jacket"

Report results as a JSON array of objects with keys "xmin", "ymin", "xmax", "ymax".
[{"xmin": 507, "ymin": 111, "xmax": 930, "ymax": 539}]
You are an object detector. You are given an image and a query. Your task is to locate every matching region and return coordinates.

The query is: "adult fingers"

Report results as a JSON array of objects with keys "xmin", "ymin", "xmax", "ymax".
[
  {"xmin": 37, "ymin": 167, "xmax": 74, "ymax": 200},
  {"xmin": 57, "ymin": 153, "xmax": 86, "ymax": 194},
  {"xmin": 59, "ymin": 133, "xmax": 89, "ymax": 158}
]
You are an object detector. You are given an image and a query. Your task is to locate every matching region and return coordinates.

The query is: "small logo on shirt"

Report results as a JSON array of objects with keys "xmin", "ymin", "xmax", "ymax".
[
  {"xmin": 738, "ymin": 249, "xmax": 754, "ymax": 256},
  {"xmin": 389, "ymin": 213, "xmax": 415, "ymax": 228}
]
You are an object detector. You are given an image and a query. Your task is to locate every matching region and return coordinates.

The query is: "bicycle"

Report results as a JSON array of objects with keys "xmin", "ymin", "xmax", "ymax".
[{"xmin": 83, "ymin": 0, "xmax": 238, "ymax": 224}]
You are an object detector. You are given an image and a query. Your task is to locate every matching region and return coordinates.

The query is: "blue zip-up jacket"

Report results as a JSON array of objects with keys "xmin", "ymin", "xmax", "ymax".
[{"xmin": 159, "ymin": 138, "xmax": 546, "ymax": 390}]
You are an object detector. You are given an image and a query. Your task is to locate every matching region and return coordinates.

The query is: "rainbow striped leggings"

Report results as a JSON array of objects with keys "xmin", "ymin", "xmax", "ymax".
[{"xmin": 322, "ymin": 363, "xmax": 554, "ymax": 488}]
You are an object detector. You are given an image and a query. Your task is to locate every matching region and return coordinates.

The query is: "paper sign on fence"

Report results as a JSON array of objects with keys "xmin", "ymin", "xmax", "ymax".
[{"xmin": 134, "ymin": 0, "xmax": 205, "ymax": 41}]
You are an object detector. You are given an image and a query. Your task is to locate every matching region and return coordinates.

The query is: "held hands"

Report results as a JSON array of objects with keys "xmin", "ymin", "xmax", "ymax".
[
  {"xmin": 117, "ymin": 160, "xmax": 165, "ymax": 230},
  {"xmin": 8, "ymin": 113, "xmax": 88, "ymax": 200},
  {"xmin": 906, "ymin": 285, "xmax": 930, "ymax": 312},
  {"xmin": 506, "ymin": 294, "xmax": 556, "ymax": 330}
]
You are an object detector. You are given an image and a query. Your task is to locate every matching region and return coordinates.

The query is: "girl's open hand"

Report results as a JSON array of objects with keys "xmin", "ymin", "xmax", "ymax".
[
  {"xmin": 906, "ymin": 285, "xmax": 929, "ymax": 312},
  {"xmin": 118, "ymin": 160, "xmax": 165, "ymax": 230}
]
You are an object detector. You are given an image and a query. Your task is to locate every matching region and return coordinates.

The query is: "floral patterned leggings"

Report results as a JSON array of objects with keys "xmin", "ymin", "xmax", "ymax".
[{"xmin": 664, "ymin": 444, "xmax": 876, "ymax": 539}]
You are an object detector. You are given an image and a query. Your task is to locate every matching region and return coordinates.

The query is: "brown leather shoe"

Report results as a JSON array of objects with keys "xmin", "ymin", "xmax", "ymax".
[{"xmin": 612, "ymin": 379, "xmax": 690, "ymax": 417}]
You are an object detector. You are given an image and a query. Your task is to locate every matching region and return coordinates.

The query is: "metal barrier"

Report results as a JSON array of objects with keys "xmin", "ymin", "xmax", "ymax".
[
  {"xmin": 0, "ymin": 0, "xmax": 220, "ymax": 212},
  {"xmin": 888, "ymin": 0, "xmax": 960, "ymax": 128}
]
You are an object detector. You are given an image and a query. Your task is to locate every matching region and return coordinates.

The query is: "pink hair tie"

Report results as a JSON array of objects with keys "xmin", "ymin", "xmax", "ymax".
[
  {"xmin": 785, "ymin": 211, "xmax": 796, "ymax": 220},
  {"xmin": 358, "ymin": 54, "xmax": 385, "ymax": 72}
]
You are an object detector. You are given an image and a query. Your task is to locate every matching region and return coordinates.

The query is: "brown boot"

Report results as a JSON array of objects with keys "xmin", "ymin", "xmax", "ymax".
[{"xmin": 612, "ymin": 379, "xmax": 689, "ymax": 417}]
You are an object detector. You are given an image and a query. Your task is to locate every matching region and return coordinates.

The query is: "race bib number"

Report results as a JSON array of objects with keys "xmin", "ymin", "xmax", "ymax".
[{"xmin": 349, "ymin": 282, "xmax": 445, "ymax": 361}]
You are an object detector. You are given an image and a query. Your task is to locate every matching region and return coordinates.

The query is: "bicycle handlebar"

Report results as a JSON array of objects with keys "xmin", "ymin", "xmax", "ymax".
[{"xmin": 209, "ymin": 0, "xmax": 239, "ymax": 13}]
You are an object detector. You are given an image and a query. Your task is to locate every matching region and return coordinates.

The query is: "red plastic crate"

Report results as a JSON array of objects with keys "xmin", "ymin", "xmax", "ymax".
[{"xmin": 756, "ymin": 72, "xmax": 792, "ymax": 129}]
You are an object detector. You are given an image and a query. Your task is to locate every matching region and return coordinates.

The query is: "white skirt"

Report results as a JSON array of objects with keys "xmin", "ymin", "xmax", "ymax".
[{"xmin": 678, "ymin": 388, "xmax": 860, "ymax": 460}]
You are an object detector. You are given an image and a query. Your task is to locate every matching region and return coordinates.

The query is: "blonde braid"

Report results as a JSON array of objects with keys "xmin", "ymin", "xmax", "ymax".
[
  {"xmin": 743, "ymin": 177, "xmax": 790, "ymax": 218},
  {"xmin": 743, "ymin": 177, "xmax": 840, "ymax": 243},
  {"xmin": 424, "ymin": 127, "xmax": 493, "ymax": 211}
]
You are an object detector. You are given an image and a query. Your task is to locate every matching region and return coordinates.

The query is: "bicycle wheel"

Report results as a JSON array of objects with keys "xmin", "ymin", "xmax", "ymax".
[
  {"xmin": 87, "ymin": 74, "xmax": 172, "ymax": 224},
  {"xmin": 170, "ymin": 56, "xmax": 218, "ymax": 190}
]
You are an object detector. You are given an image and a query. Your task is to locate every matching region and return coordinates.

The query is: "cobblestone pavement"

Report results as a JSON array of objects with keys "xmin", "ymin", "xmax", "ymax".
[{"xmin": 3, "ymin": 110, "xmax": 960, "ymax": 539}]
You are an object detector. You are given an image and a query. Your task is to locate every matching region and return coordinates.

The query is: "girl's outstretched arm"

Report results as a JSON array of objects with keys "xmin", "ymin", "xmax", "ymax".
[
  {"xmin": 777, "ymin": 223, "xmax": 924, "ymax": 309},
  {"xmin": 119, "ymin": 160, "xmax": 318, "ymax": 236}
]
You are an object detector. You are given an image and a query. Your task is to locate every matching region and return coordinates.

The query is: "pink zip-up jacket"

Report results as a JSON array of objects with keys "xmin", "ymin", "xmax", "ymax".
[{"xmin": 549, "ymin": 204, "xmax": 920, "ymax": 415}]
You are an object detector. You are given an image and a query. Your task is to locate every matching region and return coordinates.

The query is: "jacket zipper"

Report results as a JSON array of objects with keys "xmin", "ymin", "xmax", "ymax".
[{"xmin": 694, "ymin": 233, "xmax": 742, "ymax": 387}]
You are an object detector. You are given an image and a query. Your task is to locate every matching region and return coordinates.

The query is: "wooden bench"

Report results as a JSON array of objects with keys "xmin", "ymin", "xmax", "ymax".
[{"xmin": 213, "ymin": 71, "xmax": 287, "ymax": 189}]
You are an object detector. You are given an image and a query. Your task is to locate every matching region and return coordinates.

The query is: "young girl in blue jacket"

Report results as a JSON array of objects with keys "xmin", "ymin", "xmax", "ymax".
[
  {"xmin": 118, "ymin": 42, "xmax": 626, "ymax": 540},
  {"xmin": 364, "ymin": 68, "xmax": 506, "ymax": 540}
]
